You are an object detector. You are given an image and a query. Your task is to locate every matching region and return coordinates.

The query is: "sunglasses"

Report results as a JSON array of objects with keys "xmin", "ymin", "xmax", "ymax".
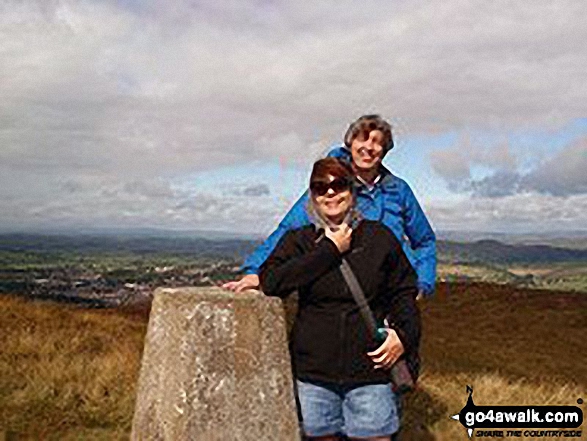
[{"xmin": 310, "ymin": 177, "xmax": 352, "ymax": 196}]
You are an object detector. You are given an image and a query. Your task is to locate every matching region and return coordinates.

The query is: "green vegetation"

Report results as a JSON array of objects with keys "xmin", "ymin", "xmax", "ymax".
[
  {"xmin": 439, "ymin": 262, "xmax": 587, "ymax": 293},
  {"xmin": 0, "ymin": 249, "xmax": 230, "ymax": 271}
]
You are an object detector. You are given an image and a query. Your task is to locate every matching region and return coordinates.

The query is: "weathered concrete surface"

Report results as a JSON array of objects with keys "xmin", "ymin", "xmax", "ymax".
[{"xmin": 131, "ymin": 287, "xmax": 300, "ymax": 441}]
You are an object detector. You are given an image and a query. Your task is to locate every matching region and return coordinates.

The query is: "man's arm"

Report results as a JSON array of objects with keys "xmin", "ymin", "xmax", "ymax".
[
  {"xmin": 222, "ymin": 191, "xmax": 311, "ymax": 292},
  {"xmin": 242, "ymin": 191, "xmax": 311, "ymax": 274},
  {"xmin": 326, "ymin": 145, "xmax": 350, "ymax": 161},
  {"xmin": 402, "ymin": 182, "xmax": 437, "ymax": 297}
]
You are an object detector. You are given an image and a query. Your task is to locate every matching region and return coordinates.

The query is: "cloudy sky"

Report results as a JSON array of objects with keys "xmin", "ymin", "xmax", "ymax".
[{"xmin": 1, "ymin": 0, "xmax": 586, "ymax": 236}]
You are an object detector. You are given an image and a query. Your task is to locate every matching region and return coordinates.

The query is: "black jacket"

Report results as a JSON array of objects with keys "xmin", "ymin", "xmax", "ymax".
[{"xmin": 259, "ymin": 220, "xmax": 420, "ymax": 386}]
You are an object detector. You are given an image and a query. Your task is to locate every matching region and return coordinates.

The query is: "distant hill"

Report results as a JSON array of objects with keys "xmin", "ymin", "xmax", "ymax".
[
  {"xmin": 438, "ymin": 239, "xmax": 587, "ymax": 264},
  {"xmin": 2, "ymin": 233, "xmax": 587, "ymax": 265},
  {"xmin": 438, "ymin": 230, "xmax": 587, "ymax": 250},
  {"xmin": 0, "ymin": 233, "xmax": 261, "ymax": 260}
]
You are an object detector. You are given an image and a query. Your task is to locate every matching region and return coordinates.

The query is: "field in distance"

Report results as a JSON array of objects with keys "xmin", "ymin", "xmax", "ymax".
[
  {"xmin": 2, "ymin": 234, "xmax": 587, "ymax": 309},
  {"xmin": 438, "ymin": 261, "xmax": 587, "ymax": 293},
  {"xmin": 1, "ymin": 282, "xmax": 585, "ymax": 440}
]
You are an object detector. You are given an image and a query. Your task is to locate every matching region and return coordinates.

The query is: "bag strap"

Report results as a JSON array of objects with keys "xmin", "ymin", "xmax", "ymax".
[
  {"xmin": 339, "ymin": 258, "xmax": 379, "ymax": 340},
  {"xmin": 340, "ymin": 257, "xmax": 416, "ymax": 392}
]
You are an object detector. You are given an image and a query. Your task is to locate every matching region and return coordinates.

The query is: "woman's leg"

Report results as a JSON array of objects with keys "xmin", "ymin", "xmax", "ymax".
[
  {"xmin": 342, "ymin": 384, "xmax": 399, "ymax": 441},
  {"xmin": 297, "ymin": 380, "xmax": 344, "ymax": 439}
]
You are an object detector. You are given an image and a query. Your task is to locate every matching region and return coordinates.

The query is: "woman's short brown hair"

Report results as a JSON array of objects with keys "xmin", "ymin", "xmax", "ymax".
[
  {"xmin": 310, "ymin": 157, "xmax": 354, "ymax": 185},
  {"xmin": 343, "ymin": 114, "xmax": 394, "ymax": 152}
]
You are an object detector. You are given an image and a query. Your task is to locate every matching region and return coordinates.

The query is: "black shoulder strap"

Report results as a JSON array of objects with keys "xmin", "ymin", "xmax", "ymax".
[
  {"xmin": 340, "ymin": 257, "xmax": 416, "ymax": 391},
  {"xmin": 339, "ymin": 258, "xmax": 378, "ymax": 340}
]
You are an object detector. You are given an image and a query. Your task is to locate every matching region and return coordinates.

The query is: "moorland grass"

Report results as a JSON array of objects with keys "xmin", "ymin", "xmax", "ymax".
[
  {"xmin": 0, "ymin": 295, "xmax": 148, "ymax": 440},
  {"xmin": 1, "ymin": 282, "xmax": 585, "ymax": 440}
]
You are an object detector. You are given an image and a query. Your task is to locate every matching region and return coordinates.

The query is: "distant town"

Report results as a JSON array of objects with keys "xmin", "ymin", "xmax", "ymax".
[
  {"xmin": 9, "ymin": 260, "xmax": 240, "ymax": 307},
  {"xmin": 1, "ymin": 232, "xmax": 587, "ymax": 310}
]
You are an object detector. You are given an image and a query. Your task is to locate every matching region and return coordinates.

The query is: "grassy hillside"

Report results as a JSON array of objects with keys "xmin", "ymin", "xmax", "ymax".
[
  {"xmin": 438, "ymin": 239, "xmax": 587, "ymax": 264},
  {"xmin": 404, "ymin": 283, "xmax": 586, "ymax": 440},
  {"xmin": 0, "ymin": 296, "xmax": 149, "ymax": 440},
  {"xmin": 438, "ymin": 262, "xmax": 587, "ymax": 293},
  {"xmin": 1, "ymin": 283, "xmax": 585, "ymax": 440}
]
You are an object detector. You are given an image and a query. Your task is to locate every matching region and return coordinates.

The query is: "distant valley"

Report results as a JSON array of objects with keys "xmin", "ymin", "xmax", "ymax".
[
  {"xmin": 1, "ymin": 233, "xmax": 586, "ymax": 307},
  {"xmin": 2, "ymin": 232, "xmax": 587, "ymax": 265}
]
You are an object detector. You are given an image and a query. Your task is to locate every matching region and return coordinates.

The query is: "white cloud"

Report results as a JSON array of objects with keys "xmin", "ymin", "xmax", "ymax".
[
  {"xmin": 521, "ymin": 137, "xmax": 587, "ymax": 196},
  {"xmin": 430, "ymin": 133, "xmax": 519, "ymax": 191},
  {"xmin": 234, "ymin": 184, "xmax": 271, "ymax": 197},
  {"xmin": 428, "ymin": 193, "xmax": 587, "ymax": 233},
  {"xmin": 1, "ymin": 0, "xmax": 586, "ymax": 232},
  {"xmin": 431, "ymin": 135, "xmax": 587, "ymax": 198},
  {"xmin": 0, "ymin": 173, "xmax": 279, "ymax": 233}
]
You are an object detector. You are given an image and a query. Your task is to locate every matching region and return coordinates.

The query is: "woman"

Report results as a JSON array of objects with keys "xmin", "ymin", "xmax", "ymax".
[{"xmin": 259, "ymin": 157, "xmax": 421, "ymax": 441}]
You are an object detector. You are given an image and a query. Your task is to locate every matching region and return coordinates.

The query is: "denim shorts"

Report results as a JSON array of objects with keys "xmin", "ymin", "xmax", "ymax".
[{"xmin": 296, "ymin": 379, "xmax": 400, "ymax": 438}]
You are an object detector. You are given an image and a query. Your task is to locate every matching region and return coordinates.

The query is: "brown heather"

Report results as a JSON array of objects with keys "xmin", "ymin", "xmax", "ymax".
[{"xmin": 1, "ymin": 282, "xmax": 586, "ymax": 440}]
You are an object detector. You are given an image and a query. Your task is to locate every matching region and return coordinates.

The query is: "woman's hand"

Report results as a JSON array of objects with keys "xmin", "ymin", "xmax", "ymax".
[
  {"xmin": 367, "ymin": 328, "xmax": 404, "ymax": 370},
  {"xmin": 221, "ymin": 274, "xmax": 260, "ymax": 293},
  {"xmin": 324, "ymin": 223, "xmax": 352, "ymax": 253}
]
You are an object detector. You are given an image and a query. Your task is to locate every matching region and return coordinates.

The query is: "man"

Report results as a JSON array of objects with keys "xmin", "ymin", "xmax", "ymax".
[{"xmin": 223, "ymin": 114, "xmax": 436, "ymax": 299}]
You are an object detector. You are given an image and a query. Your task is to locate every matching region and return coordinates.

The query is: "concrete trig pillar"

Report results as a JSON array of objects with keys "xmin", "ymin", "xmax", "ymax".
[{"xmin": 131, "ymin": 287, "xmax": 300, "ymax": 441}]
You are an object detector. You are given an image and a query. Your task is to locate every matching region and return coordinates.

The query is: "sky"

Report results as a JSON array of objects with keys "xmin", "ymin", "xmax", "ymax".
[{"xmin": 1, "ymin": 0, "xmax": 586, "ymax": 237}]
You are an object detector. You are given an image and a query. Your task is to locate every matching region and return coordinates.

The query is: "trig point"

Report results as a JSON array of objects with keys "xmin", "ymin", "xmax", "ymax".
[{"xmin": 131, "ymin": 287, "xmax": 300, "ymax": 441}]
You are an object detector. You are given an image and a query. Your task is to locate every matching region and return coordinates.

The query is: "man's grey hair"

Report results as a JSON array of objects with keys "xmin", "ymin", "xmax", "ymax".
[{"xmin": 343, "ymin": 114, "xmax": 394, "ymax": 153}]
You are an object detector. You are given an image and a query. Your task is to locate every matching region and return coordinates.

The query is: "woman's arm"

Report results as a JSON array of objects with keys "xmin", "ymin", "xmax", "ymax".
[{"xmin": 259, "ymin": 230, "xmax": 342, "ymax": 298}]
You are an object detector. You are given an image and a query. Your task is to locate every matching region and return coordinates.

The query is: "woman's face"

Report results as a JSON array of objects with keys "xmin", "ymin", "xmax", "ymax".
[{"xmin": 310, "ymin": 174, "xmax": 353, "ymax": 224}]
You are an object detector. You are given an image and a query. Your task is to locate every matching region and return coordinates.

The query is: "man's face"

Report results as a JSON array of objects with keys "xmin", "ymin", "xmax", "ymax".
[{"xmin": 350, "ymin": 129, "xmax": 385, "ymax": 172}]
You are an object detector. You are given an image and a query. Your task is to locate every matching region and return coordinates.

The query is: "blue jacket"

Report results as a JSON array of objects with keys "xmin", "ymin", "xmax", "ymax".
[{"xmin": 242, "ymin": 146, "xmax": 437, "ymax": 296}]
